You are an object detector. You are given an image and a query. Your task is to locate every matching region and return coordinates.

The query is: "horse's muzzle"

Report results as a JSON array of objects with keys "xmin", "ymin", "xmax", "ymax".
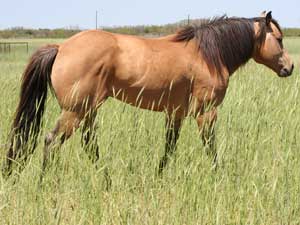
[{"xmin": 279, "ymin": 64, "xmax": 294, "ymax": 77}]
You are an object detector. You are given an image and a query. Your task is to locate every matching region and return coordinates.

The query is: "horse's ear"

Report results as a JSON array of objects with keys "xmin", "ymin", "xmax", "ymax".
[
  {"xmin": 266, "ymin": 11, "xmax": 272, "ymax": 26},
  {"xmin": 260, "ymin": 11, "xmax": 267, "ymax": 17}
]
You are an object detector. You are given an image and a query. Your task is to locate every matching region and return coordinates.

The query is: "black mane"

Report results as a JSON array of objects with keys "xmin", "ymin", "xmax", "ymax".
[{"xmin": 173, "ymin": 16, "xmax": 282, "ymax": 75}]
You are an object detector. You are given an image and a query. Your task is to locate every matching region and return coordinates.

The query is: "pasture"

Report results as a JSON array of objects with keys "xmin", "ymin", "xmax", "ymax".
[{"xmin": 0, "ymin": 37, "xmax": 300, "ymax": 224}]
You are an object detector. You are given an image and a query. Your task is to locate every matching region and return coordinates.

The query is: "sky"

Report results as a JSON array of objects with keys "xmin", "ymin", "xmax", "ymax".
[{"xmin": 1, "ymin": 0, "xmax": 300, "ymax": 29}]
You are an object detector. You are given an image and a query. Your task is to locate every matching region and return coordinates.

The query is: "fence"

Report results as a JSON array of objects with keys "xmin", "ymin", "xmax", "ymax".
[{"xmin": 0, "ymin": 42, "xmax": 29, "ymax": 53}]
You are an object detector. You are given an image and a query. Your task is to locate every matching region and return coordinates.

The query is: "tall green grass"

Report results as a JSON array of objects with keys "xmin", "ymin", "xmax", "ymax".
[{"xmin": 0, "ymin": 38, "xmax": 300, "ymax": 224}]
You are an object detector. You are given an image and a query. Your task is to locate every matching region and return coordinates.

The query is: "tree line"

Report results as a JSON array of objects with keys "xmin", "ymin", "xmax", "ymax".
[{"xmin": 1, "ymin": 22, "xmax": 299, "ymax": 39}]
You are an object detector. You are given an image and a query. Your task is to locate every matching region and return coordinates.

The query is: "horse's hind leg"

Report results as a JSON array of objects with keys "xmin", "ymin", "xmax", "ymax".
[
  {"xmin": 81, "ymin": 109, "xmax": 99, "ymax": 164},
  {"xmin": 42, "ymin": 110, "xmax": 82, "ymax": 173}
]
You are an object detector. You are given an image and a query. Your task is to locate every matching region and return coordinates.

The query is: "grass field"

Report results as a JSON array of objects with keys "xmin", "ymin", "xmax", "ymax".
[{"xmin": 0, "ymin": 37, "xmax": 300, "ymax": 224}]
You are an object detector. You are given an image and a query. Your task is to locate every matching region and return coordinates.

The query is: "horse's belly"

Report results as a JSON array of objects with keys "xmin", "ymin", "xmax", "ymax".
[
  {"xmin": 109, "ymin": 85, "xmax": 189, "ymax": 114},
  {"xmin": 110, "ymin": 87, "xmax": 168, "ymax": 111}
]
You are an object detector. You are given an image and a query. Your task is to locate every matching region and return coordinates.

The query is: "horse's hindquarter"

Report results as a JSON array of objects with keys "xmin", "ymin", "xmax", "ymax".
[
  {"xmin": 51, "ymin": 30, "xmax": 119, "ymax": 110},
  {"xmin": 111, "ymin": 34, "xmax": 192, "ymax": 115}
]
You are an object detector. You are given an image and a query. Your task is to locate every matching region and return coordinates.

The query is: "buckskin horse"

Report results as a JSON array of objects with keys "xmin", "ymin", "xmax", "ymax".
[{"xmin": 3, "ymin": 11, "xmax": 294, "ymax": 176}]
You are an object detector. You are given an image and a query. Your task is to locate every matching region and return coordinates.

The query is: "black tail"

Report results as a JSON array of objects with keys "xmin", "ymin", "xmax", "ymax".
[{"xmin": 3, "ymin": 45, "xmax": 59, "ymax": 176}]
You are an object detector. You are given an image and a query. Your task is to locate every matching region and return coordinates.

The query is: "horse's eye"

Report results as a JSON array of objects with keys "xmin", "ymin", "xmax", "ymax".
[{"xmin": 277, "ymin": 38, "xmax": 283, "ymax": 45}]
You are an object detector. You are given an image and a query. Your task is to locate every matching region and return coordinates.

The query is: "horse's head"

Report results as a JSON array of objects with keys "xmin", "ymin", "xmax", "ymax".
[{"xmin": 253, "ymin": 11, "xmax": 294, "ymax": 77}]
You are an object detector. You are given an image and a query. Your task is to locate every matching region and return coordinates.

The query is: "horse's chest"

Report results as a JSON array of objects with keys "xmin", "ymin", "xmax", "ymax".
[
  {"xmin": 193, "ymin": 79, "xmax": 228, "ymax": 108},
  {"xmin": 213, "ymin": 85, "xmax": 228, "ymax": 105}
]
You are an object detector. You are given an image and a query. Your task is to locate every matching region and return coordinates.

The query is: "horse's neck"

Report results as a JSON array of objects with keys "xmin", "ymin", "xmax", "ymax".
[{"xmin": 225, "ymin": 47, "xmax": 254, "ymax": 76}]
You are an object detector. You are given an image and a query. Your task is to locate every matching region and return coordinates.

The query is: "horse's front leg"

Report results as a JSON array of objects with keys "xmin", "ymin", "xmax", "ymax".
[
  {"xmin": 158, "ymin": 117, "xmax": 182, "ymax": 174},
  {"xmin": 196, "ymin": 108, "xmax": 218, "ymax": 166}
]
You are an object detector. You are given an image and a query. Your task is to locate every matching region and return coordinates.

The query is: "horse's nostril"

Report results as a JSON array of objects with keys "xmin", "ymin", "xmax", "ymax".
[
  {"xmin": 283, "ymin": 68, "xmax": 289, "ymax": 73},
  {"xmin": 291, "ymin": 64, "xmax": 294, "ymax": 72},
  {"xmin": 280, "ymin": 66, "xmax": 293, "ymax": 77}
]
